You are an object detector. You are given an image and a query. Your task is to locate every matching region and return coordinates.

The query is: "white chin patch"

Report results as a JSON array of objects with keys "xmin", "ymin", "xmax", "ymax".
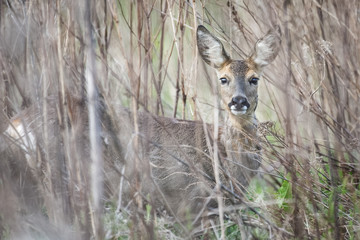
[{"xmin": 230, "ymin": 106, "xmax": 247, "ymax": 115}]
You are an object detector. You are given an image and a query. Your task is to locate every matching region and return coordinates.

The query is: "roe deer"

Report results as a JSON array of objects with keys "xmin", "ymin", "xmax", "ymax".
[
  {"xmin": 1, "ymin": 25, "xmax": 281, "ymax": 225},
  {"xmin": 112, "ymin": 25, "xmax": 281, "ymax": 220}
]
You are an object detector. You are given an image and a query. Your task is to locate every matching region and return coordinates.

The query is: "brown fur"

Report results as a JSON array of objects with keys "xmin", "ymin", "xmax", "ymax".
[
  {"xmin": 112, "ymin": 25, "xmax": 281, "ymax": 220},
  {"xmin": 2, "ymin": 25, "xmax": 281, "ymax": 224}
]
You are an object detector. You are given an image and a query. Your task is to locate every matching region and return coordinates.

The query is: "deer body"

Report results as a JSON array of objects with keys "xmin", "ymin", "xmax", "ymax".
[
  {"xmin": 114, "ymin": 109, "xmax": 257, "ymax": 218},
  {"xmin": 2, "ymin": 25, "xmax": 281, "ymax": 222},
  {"xmin": 112, "ymin": 25, "xmax": 280, "ymax": 219}
]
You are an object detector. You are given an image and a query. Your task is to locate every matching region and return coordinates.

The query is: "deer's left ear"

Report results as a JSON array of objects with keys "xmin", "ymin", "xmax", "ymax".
[
  {"xmin": 251, "ymin": 26, "xmax": 281, "ymax": 69},
  {"xmin": 197, "ymin": 25, "xmax": 230, "ymax": 69}
]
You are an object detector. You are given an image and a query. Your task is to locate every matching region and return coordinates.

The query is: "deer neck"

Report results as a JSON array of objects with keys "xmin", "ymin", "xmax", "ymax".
[
  {"xmin": 226, "ymin": 112, "xmax": 257, "ymax": 134},
  {"xmin": 222, "ymin": 111, "xmax": 258, "ymax": 151}
]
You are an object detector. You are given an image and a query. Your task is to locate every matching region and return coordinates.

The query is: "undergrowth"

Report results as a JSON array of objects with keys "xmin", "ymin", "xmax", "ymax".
[{"xmin": 0, "ymin": 0, "xmax": 359, "ymax": 239}]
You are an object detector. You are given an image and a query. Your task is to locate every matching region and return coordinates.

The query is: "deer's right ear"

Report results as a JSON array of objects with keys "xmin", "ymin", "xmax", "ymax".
[
  {"xmin": 251, "ymin": 26, "xmax": 281, "ymax": 69},
  {"xmin": 197, "ymin": 25, "xmax": 230, "ymax": 69}
]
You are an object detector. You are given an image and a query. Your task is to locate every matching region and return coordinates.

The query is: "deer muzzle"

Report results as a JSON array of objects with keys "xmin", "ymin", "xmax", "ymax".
[{"xmin": 228, "ymin": 96, "xmax": 250, "ymax": 115}]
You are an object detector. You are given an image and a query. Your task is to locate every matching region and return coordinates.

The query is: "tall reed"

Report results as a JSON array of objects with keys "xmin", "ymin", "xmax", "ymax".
[{"xmin": 0, "ymin": 0, "xmax": 359, "ymax": 239}]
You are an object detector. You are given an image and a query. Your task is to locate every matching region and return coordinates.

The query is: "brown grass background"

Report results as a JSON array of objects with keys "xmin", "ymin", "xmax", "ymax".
[{"xmin": 0, "ymin": 0, "xmax": 359, "ymax": 239}]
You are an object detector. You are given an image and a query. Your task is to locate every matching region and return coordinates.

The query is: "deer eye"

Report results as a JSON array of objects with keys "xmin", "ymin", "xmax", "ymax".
[
  {"xmin": 249, "ymin": 77, "xmax": 259, "ymax": 85},
  {"xmin": 219, "ymin": 77, "xmax": 228, "ymax": 85}
]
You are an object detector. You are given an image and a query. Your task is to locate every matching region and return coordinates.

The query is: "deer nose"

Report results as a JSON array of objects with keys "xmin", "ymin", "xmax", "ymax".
[{"xmin": 231, "ymin": 96, "xmax": 250, "ymax": 108}]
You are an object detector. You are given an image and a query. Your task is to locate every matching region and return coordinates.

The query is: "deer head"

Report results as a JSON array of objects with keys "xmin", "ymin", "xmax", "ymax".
[{"xmin": 197, "ymin": 25, "xmax": 281, "ymax": 122}]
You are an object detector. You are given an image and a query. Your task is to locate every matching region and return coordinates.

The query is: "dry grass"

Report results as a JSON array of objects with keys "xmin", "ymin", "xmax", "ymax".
[{"xmin": 0, "ymin": 0, "xmax": 359, "ymax": 239}]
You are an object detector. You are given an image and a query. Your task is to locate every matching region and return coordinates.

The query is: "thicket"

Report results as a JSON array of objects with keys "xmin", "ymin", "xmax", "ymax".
[{"xmin": 0, "ymin": 0, "xmax": 359, "ymax": 239}]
